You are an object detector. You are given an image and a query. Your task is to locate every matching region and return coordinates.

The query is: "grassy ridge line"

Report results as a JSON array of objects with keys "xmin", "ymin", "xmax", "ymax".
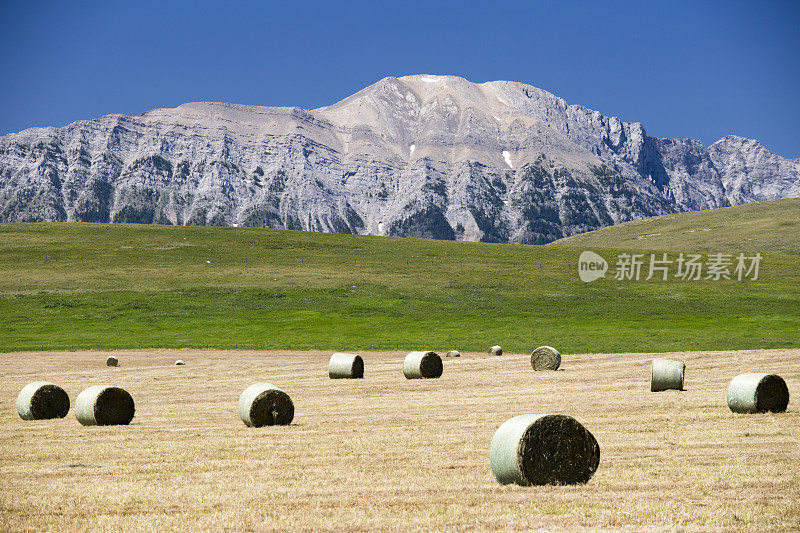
[
  {"xmin": 551, "ymin": 197, "xmax": 800, "ymax": 253},
  {"xmin": 0, "ymin": 222, "xmax": 798, "ymax": 353}
]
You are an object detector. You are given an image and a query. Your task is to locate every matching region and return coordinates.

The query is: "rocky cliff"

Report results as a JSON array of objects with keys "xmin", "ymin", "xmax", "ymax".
[{"xmin": 1, "ymin": 75, "xmax": 797, "ymax": 243}]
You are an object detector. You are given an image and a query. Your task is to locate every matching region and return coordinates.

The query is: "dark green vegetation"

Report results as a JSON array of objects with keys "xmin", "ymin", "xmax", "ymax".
[
  {"xmin": 0, "ymin": 213, "xmax": 798, "ymax": 353},
  {"xmin": 552, "ymin": 197, "xmax": 800, "ymax": 254}
]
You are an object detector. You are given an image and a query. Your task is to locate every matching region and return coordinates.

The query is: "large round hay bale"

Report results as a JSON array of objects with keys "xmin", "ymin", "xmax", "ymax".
[
  {"xmin": 727, "ymin": 373, "xmax": 789, "ymax": 414},
  {"xmin": 106, "ymin": 356, "xmax": 118, "ymax": 367},
  {"xmin": 16, "ymin": 381, "xmax": 70, "ymax": 421},
  {"xmin": 238, "ymin": 383, "xmax": 294, "ymax": 427},
  {"xmin": 489, "ymin": 345, "xmax": 503, "ymax": 356},
  {"xmin": 403, "ymin": 351, "xmax": 443, "ymax": 379},
  {"xmin": 329, "ymin": 353, "xmax": 364, "ymax": 379},
  {"xmin": 174, "ymin": 360, "xmax": 185, "ymax": 366},
  {"xmin": 531, "ymin": 346, "xmax": 561, "ymax": 371},
  {"xmin": 490, "ymin": 414, "xmax": 600, "ymax": 486},
  {"xmin": 74, "ymin": 385, "xmax": 135, "ymax": 426},
  {"xmin": 446, "ymin": 350, "xmax": 461, "ymax": 358},
  {"xmin": 651, "ymin": 358, "xmax": 685, "ymax": 391}
]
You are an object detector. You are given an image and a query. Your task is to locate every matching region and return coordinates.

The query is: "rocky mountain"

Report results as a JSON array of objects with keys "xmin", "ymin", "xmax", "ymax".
[{"xmin": 1, "ymin": 75, "xmax": 797, "ymax": 243}]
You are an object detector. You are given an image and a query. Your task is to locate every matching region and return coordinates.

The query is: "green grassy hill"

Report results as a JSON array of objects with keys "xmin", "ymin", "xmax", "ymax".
[
  {"xmin": 551, "ymin": 197, "xmax": 800, "ymax": 253},
  {"xmin": 0, "ymin": 220, "xmax": 798, "ymax": 353}
]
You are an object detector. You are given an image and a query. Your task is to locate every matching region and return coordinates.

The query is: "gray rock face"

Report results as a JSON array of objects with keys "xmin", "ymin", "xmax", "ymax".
[
  {"xmin": 708, "ymin": 136, "xmax": 800, "ymax": 205},
  {"xmin": 1, "ymin": 75, "xmax": 797, "ymax": 243}
]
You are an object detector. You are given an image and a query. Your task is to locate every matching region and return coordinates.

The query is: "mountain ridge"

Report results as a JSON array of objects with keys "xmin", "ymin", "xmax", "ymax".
[
  {"xmin": 551, "ymin": 197, "xmax": 800, "ymax": 253},
  {"xmin": 1, "ymin": 74, "xmax": 797, "ymax": 243}
]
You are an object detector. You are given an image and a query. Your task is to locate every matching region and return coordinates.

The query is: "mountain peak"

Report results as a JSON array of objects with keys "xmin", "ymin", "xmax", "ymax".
[
  {"xmin": 0, "ymin": 76, "xmax": 797, "ymax": 241},
  {"xmin": 713, "ymin": 134, "xmax": 761, "ymax": 147}
]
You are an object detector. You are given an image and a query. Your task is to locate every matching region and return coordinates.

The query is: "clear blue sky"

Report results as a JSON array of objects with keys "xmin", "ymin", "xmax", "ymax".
[{"xmin": 1, "ymin": 0, "xmax": 798, "ymax": 157}]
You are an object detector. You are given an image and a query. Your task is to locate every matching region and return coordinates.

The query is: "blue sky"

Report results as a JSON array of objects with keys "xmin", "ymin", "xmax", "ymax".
[{"xmin": 1, "ymin": 0, "xmax": 798, "ymax": 157}]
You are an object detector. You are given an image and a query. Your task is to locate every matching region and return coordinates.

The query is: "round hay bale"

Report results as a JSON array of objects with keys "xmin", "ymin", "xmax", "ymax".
[
  {"xmin": 403, "ymin": 351, "xmax": 443, "ymax": 379},
  {"xmin": 74, "ymin": 385, "xmax": 135, "ymax": 426},
  {"xmin": 106, "ymin": 356, "xmax": 118, "ymax": 367},
  {"xmin": 727, "ymin": 373, "xmax": 789, "ymax": 414},
  {"xmin": 174, "ymin": 360, "xmax": 185, "ymax": 366},
  {"xmin": 490, "ymin": 414, "xmax": 600, "ymax": 486},
  {"xmin": 651, "ymin": 358, "xmax": 685, "ymax": 391},
  {"xmin": 446, "ymin": 350, "xmax": 461, "ymax": 358},
  {"xmin": 531, "ymin": 346, "xmax": 561, "ymax": 371},
  {"xmin": 16, "ymin": 381, "xmax": 70, "ymax": 421},
  {"xmin": 238, "ymin": 383, "xmax": 294, "ymax": 427},
  {"xmin": 489, "ymin": 345, "xmax": 503, "ymax": 356},
  {"xmin": 329, "ymin": 353, "xmax": 364, "ymax": 379}
]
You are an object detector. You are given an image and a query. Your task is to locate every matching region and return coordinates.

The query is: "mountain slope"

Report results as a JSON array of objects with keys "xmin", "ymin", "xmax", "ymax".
[
  {"xmin": 1, "ymin": 74, "xmax": 798, "ymax": 243},
  {"xmin": 550, "ymin": 197, "xmax": 800, "ymax": 253}
]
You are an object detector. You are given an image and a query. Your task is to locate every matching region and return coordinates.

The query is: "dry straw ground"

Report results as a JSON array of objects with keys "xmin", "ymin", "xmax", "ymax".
[{"xmin": 1, "ymin": 349, "xmax": 798, "ymax": 531}]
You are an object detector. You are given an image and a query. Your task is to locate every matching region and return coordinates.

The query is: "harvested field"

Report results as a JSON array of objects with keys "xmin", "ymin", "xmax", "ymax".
[{"xmin": 1, "ymin": 348, "xmax": 798, "ymax": 531}]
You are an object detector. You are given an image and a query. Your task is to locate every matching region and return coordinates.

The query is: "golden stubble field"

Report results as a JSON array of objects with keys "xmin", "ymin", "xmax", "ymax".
[{"xmin": 1, "ymin": 348, "xmax": 798, "ymax": 531}]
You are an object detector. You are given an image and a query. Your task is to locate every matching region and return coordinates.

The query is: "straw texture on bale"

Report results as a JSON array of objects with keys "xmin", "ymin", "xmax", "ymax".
[
  {"xmin": 328, "ymin": 353, "xmax": 364, "ymax": 379},
  {"xmin": 174, "ymin": 360, "xmax": 185, "ymax": 366},
  {"xmin": 238, "ymin": 383, "xmax": 294, "ymax": 427},
  {"xmin": 490, "ymin": 414, "xmax": 600, "ymax": 486},
  {"xmin": 651, "ymin": 358, "xmax": 685, "ymax": 391},
  {"xmin": 403, "ymin": 351, "xmax": 443, "ymax": 379},
  {"xmin": 106, "ymin": 356, "xmax": 118, "ymax": 367},
  {"xmin": 727, "ymin": 373, "xmax": 789, "ymax": 413},
  {"xmin": 16, "ymin": 381, "xmax": 70, "ymax": 421},
  {"xmin": 446, "ymin": 350, "xmax": 461, "ymax": 358},
  {"xmin": 74, "ymin": 385, "xmax": 135, "ymax": 426},
  {"xmin": 531, "ymin": 346, "xmax": 561, "ymax": 371},
  {"xmin": 489, "ymin": 346, "xmax": 503, "ymax": 356}
]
